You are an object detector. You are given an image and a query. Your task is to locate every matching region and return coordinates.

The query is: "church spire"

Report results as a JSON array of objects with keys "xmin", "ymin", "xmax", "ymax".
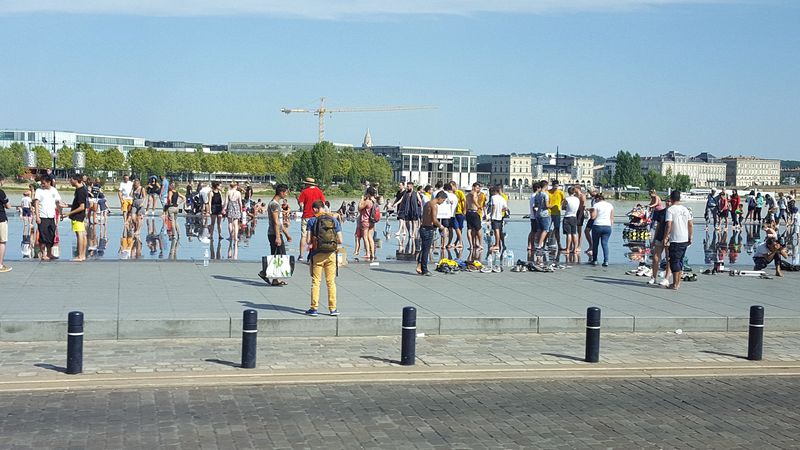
[{"xmin": 363, "ymin": 128, "xmax": 373, "ymax": 148}]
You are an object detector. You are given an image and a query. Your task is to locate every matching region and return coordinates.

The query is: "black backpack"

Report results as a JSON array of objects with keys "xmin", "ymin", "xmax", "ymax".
[{"xmin": 313, "ymin": 215, "xmax": 339, "ymax": 253}]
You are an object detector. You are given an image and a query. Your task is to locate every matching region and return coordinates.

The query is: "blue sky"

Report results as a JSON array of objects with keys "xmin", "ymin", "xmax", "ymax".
[{"xmin": 0, "ymin": 1, "xmax": 798, "ymax": 159}]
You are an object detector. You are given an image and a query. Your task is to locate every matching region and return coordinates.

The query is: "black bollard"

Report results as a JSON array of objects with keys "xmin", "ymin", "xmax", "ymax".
[
  {"xmin": 585, "ymin": 307, "xmax": 601, "ymax": 363},
  {"xmin": 66, "ymin": 311, "xmax": 84, "ymax": 375},
  {"xmin": 747, "ymin": 305, "xmax": 764, "ymax": 361},
  {"xmin": 241, "ymin": 309, "xmax": 258, "ymax": 369},
  {"xmin": 401, "ymin": 307, "xmax": 417, "ymax": 366}
]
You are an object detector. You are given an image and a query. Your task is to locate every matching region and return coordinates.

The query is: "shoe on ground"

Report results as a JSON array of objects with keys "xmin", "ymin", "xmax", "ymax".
[
  {"xmin": 647, "ymin": 277, "xmax": 656, "ymax": 285},
  {"xmin": 602, "ymin": 262, "xmax": 609, "ymax": 267},
  {"xmin": 591, "ymin": 261, "xmax": 598, "ymax": 266},
  {"xmin": 305, "ymin": 308, "xmax": 319, "ymax": 316},
  {"xmin": 329, "ymin": 309, "xmax": 340, "ymax": 316},
  {"xmin": 659, "ymin": 278, "xmax": 672, "ymax": 288},
  {"xmin": 0, "ymin": 265, "xmax": 12, "ymax": 273},
  {"xmin": 424, "ymin": 271, "xmax": 434, "ymax": 276}
]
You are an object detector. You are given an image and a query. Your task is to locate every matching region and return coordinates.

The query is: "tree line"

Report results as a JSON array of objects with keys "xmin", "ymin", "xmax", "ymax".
[
  {"xmin": 0, "ymin": 141, "xmax": 393, "ymax": 191},
  {"xmin": 608, "ymin": 150, "xmax": 692, "ymax": 192}
]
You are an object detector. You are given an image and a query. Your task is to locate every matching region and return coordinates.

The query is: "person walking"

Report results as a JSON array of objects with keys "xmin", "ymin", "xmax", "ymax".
[
  {"xmin": 297, "ymin": 178, "xmax": 326, "ymax": 261},
  {"xmin": 165, "ymin": 184, "xmax": 185, "ymax": 237},
  {"xmin": 704, "ymin": 189, "xmax": 718, "ymax": 231},
  {"xmin": 34, "ymin": 175, "xmax": 61, "ymax": 261},
  {"xmin": 260, "ymin": 183, "xmax": 292, "ymax": 286},
  {"xmin": 304, "ymin": 200, "xmax": 343, "ymax": 317},
  {"xmin": 730, "ymin": 189, "xmax": 741, "ymax": 229},
  {"xmin": 208, "ymin": 181, "xmax": 224, "ymax": 239},
  {"xmin": 0, "ymin": 175, "xmax": 11, "ymax": 272},
  {"xmin": 61, "ymin": 174, "xmax": 88, "ymax": 262},
  {"xmin": 754, "ymin": 192, "xmax": 764, "ymax": 223},
  {"xmin": 418, "ymin": 191, "xmax": 447, "ymax": 276},
  {"xmin": 589, "ymin": 193, "xmax": 614, "ymax": 267},
  {"xmin": 118, "ymin": 174, "xmax": 134, "ymax": 223},
  {"xmin": 664, "ymin": 190, "xmax": 693, "ymax": 290},
  {"xmin": 225, "ymin": 181, "xmax": 243, "ymax": 242}
]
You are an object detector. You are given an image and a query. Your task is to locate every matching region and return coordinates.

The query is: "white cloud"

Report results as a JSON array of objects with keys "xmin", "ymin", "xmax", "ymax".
[{"xmin": 0, "ymin": 0, "xmax": 756, "ymax": 19}]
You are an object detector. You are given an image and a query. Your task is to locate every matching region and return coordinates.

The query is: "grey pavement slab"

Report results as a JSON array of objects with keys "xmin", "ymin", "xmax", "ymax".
[{"xmin": 1, "ymin": 259, "xmax": 798, "ymax": 340}]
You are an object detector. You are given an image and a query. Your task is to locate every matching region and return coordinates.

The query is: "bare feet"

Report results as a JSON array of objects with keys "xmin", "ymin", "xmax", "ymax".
[{"xmin": 416, "ymin": 264, "xmax": 423, "ymax": 274}]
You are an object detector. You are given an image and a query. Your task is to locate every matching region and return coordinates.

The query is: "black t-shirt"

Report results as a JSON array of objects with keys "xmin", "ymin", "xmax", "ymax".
[
  {"xmin": 0, "ymin": 189, "xmax": 8, "ymax": 222},
  {"xmin": 71, "ymin": 186, "xmax": 88, "ymax": 222},
  {"xmin": 652, "ymin": 208, "xmax": 667, "ymax": 241}
]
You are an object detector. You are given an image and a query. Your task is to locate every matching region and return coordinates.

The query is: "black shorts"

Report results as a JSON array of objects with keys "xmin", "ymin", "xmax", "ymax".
[
  {"xmin": 440, "ymin": 218, "xmax": 451, "ymax": 229},
  {"xmin": 491, "ymin": 220, "xmax": 504, "ymax": 231},
  {"xmin": 668, "ymin": 242, "xmax": 689, "ymax": 273},
  {"xmin": 38, "ymin": 218, "xmax": 57, "ymax": 246},
  {"xmin": 268, "ymin": 234, "xmax": 286, "ymax": 255},
  {"xmin": 530, "ymin": 218, "xmax": 540, "ymax": 233},
  {"xmin": 562, "ymin": 216, "xmax": 578, "ymax": 234},
  {"xmin": 466, "ymin": 211, "xmax": 481, "ymax": 231}
]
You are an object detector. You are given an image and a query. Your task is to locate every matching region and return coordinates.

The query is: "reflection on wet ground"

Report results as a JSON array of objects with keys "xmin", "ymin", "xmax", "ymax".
[{"xmin": 5, "ymin": 214, "xmax": 798, "ymax": 268}]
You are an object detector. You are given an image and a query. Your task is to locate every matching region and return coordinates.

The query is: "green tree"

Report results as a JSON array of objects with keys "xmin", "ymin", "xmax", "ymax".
[
  {"xmin": 127, "ymin": 148, "xmax": 151, "ymax": 177},
  {"xmin": 57, "ymin": 145, "xmax": 75, "ymax": 170},
  {"xmin": 33, "ymin": 145, "xmax": 52, "ymax": 169},
  {"xmin": 674, "ymin": 174, "xmax": 692, "ymax": 192},
  {"xmin": 0, "ymin": 147, "xmax": 25, "ymax": 178},
  {"xmin": 200, "ymin": 153, "xmax": 222, "ymax": 177},
  {"xmin": 612, "ymin": 150, "xmax": 644, "ymax": 188},
  {"xmin": 100, "ymin": 147, "xmax": 126, "ymax": 171}
]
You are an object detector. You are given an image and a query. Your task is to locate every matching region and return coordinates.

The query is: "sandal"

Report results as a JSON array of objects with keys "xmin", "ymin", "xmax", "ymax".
[{"xmin": 271, "ymin": 279, "xmax": 287, "ymax": 287}]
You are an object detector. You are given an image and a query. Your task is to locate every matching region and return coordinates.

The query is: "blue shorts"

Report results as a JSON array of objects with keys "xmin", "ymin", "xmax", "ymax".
[
  {"xmin": 452, "ymin": 214, "xmax": 465, "ymax": 229},
  {"xmin": 538, "ymin": 215, "xmax": 552, "ymax": 232}
]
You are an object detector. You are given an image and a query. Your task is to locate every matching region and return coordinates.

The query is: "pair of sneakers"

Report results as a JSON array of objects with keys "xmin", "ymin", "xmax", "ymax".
[
  {"xmin": 648, "ymin": 277, "xmax": 672, "ymax": 288},
  {"xmin": 305, "ymin": 309, "xmax": 339, "ymax": 317}
]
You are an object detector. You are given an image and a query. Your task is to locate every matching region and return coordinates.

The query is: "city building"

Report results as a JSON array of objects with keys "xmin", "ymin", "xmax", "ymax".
[
  {"xmin": 145, "ymin": 140, "xmax": 226, "ymax": 153},
  {"xmin": 530, "ymin": 153, "xmax": 595, "ymax": 187},
  {"xmin": 639, "ymin": 151, "xmax": 726, "ymax": 188},
  {"xmin": 369, "ymin": 145, "xmax": 477, "ymax": 188},
  {"xmin": 1, "ymin": 129, "xmax": 145, "ymax": 155},
  {"xmin": 487, "ymin": 154, "xmax": 533, "ymax": 188},
  {"xmin": 227, "ymin": 141, "xmax": 352, "ymax": 155},
  {"xmin": 720, "ymin": 156, "xmax": 781, "ymax": 187}
]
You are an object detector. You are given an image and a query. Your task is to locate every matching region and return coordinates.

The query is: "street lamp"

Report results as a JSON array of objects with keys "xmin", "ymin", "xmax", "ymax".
[{"xmin": 41, "ymin": 132, "xmax": 65, "ymax": 175}]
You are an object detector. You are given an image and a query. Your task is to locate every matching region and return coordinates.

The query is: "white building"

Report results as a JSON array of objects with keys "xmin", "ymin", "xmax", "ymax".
[
  {"xmin": 0, "ymin": 129, "xmax": 145, "ymax": 155},
  {"xmin": 639, "ymin": 151, "xmax": 726, "ymax": 188},
  {"xmin": 489, "ymin": 154, "xmax": 533, "ymax": 188},
  {"xmin": 720, "ymin": 156, "xmax": 781, "ymax": 187},
  {"xmin": 370, "ymin": 145, "xmax": 477, "ymax": 189}
]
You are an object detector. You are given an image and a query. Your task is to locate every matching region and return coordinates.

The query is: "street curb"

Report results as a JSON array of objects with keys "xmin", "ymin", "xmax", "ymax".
[{"xmin": 3, "ymin": 362, "xmax": 800, "ymax": 393}]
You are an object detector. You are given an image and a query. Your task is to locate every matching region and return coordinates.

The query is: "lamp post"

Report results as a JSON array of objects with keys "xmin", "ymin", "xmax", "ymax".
[{"xmin": 41, "ymin": 132, "xmax": 65, "ymax": 176}]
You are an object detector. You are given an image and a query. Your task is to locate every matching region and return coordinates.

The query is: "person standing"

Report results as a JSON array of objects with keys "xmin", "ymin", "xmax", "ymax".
[
  {"xmin": 146, "ymin": 176, "xmax": 160, "ymax": 216},
  {"xmin": 664, "ymin": 190, "xmax": 693, "ymax": 290},
  {"xmin": 34, "ymin": 175, "xmax": 61, "ymax": 260},
  {"xmin": 548, "ymin": 180, "xmax": 566, "ymax": 251},
  {"xmin": 450, "ymin": 181, "xmax": 466, "ymax": 249},
  {"xmin": 534, "ymin": 180, "xmax": 552, "ymax": 252},
  {"xmin": 165, "ymin": 184, "xmax": 185, "ymax": 237},
  {"xmin": 436, "ymin": 183, "xmax": 454, "ymax": 252},
  {"xmin": 358, "ymin": 186, "xmax": 378, "ymax": 260},
  {"xmin": 730, "ymin": 189, "xmax": 741, "ymax": 229},
  {"xmin": 304, "ymin": 200, "xmax": 343, "ymax": 317},
  {"xmin": 418, "ymin": 191, "xmax": 447, "ymax": 276},
  {"xmin": 208, "ymin": 181, "xmax": 224, "ymax": 239},
  {"xmin": 62, "ymin": 174, "xmax": 88, "ymax": 262},
  {"xmin": 488, "ymin": 186, "xmax": 508, "ymax": 252},
  {"xmin": 297, "ymin": 178, "xmax": 326, "ymax": 261},
  {"xmin": 648, "ymin": 197, "xmax": 671, "ymax": 286},
  {"xmin": 574, "ymin": 184, "xmax": 587, "ymax": 252},
  {"xmin": 118, "ymin": 174, "xmax": 134, "ymax": 222},
  {"xmin": 589, "ymin": 193, "xmax": 614, "ymax": 267},
  {"xmin": 0, "ymin": 175, "xmax": 11, "ymax": 272},
  {"xmin": 465, "ymin": 182, "xmax": 485, "ymax": 251},
  {"xmin": 562, "ymin": 186, "xmax": 581, "ymax": 254},
  {"xmin": 260, "ymin": 183, "xmax": 292, "ymax": 286},
  {"xmin": 754, "ymin": 193, "xmax": 764, "ymax": 223}
]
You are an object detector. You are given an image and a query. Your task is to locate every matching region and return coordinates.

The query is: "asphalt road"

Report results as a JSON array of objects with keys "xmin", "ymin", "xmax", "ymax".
[{"xmin": 1, "ymin": 377, "xmax": 798, "ymax": 449}]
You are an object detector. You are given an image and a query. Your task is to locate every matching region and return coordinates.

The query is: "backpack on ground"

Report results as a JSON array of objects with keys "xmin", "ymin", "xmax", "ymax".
[
  {"xmin": 369, "ymin": 203, "xmax": 381, "ymax": 223},
  {"xmin": 313, "ymin": 214, "xmax": 339, "ymax": 253}
]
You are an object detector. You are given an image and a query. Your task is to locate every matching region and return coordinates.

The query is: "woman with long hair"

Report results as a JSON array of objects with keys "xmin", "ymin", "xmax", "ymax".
[
  {"xmin": 359, "ymin": 187, "xmax": 378, "ymax": 260},
  {"xmin": 208, "ymin": 181, "xmax": 224, "ymax": 239},
  {"xmin": 225, "ymin": 181, "xmax": 243, "ymax": 243}
]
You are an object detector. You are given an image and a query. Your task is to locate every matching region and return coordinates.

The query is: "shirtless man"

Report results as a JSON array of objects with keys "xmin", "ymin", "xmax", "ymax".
[
  {"xmin": 417, "ymin": 191, "xmax": 447, "ymax": 276},
  {"xmin": 464, "ymin": 182, "xmax": 485, "ymax": 250}
]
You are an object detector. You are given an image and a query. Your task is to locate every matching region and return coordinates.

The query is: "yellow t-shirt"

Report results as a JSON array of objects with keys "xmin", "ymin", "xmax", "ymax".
[
  {"xmin": 477, "ymin": 192, "xmax": 487, "ymax": 218},
  {"xmin": 454, "ymin": 189, "xmax": 466, "ymax": 215},
  {"xmin": 549, "ymin": 189, "xmax": 565, "ymax": 216}
]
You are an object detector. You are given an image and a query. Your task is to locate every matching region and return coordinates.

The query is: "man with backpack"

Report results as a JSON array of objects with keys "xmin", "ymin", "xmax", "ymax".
[{"xmin": 304, "ymin": 200, "xmax": 344, "ymax": 317}]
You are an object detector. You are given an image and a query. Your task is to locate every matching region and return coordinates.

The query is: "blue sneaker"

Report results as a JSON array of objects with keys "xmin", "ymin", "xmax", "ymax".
[
  {"xmin": 305, "ymin": 308, "xmax": 318, "ymax": 317},
  {"xmin": 329, "ymin": 309, "xmax": 340, "ymax": 316}
]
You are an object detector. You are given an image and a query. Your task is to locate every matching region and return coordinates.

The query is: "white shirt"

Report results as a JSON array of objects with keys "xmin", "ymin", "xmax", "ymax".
[
  {"xmin": 489, "ymin": 194, "xmax": 507, "ymax": 221},
  {"xmin": 21, "ymin": 197, "xmax": 32, "ymax": 208},
  {"xmin": 437, "ymin": 191, "xmax": 453, "ymax": 219},
  {"xmin": 592, "ymin": 200, "xmax": 613, "ymax": 226},
  {"xmin": 753, "ymin": 242, "xmax": 771, "ymax": 258},
  {"xmin": 119, "ymin": 181, "xmax": 134, "ymax": 200},
  {"xmin": 564, "ymin": 196, "xmax": 580, "ymax": 218},
  {"xmin": 666, "ymin": 204, "xmax": 693, "ymax": 243},
  {"xmin": 446, "ymin": 192, "xmax": 458, "ymax": 217},
  {"xmin": 199, "ymin": 186, "xmax": 212, "ymax": 203},
  {"xmin": 34, "ymin": 187, "xmax": 61, "ymax": 219}
]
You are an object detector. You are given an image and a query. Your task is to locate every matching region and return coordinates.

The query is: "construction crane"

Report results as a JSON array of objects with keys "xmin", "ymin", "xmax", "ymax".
[{"xmin": 281, "ymin": 97, "xmax": 435, "ymax": 142}]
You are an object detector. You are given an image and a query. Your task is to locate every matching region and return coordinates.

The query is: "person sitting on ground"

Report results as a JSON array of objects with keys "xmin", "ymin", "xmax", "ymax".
[{"xmin": 753, "ymin": 236, "xmax": 788, "ymax": 277}]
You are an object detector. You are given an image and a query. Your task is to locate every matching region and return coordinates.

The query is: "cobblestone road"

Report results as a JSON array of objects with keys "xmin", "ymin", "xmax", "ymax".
[
  {"xmin": 1, "ymin": 377, "xmax": 799, "ymax": 449},
  {"xmin": 3, "ymin": 332, "xmax": 800, "ymax": 377}
]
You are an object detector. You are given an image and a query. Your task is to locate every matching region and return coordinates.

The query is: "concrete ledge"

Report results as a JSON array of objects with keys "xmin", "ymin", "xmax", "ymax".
[
  {"xmin": 118, "ymin": 319, "xmax": 232, "ymax": 339},
  {"xmin": 727, "ymin": 317, "xmax": 800, "ymax": 332},
  {"xmin": 240, "ymin": 317, "xmax": 338, "ymax": 337},
  {"xmin": 335, "ymin": 317, "xmax": 440, "ymax": 337},
  {"xmin": 438, "ymin": 317, "xmax": 538, "ymax": 334},
  {"xmin": 538, "ymin": 316, "xmax": 635, "ymax": 333},
  {"xmin": 634, "ymin": 317, "xmax": 728, "ymax": 332}
]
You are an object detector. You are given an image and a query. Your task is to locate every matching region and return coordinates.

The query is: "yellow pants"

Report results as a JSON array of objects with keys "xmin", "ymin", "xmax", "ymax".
[{"xmin": 310, "ymin": 251, "xmax": 337, "ymax": 310}]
